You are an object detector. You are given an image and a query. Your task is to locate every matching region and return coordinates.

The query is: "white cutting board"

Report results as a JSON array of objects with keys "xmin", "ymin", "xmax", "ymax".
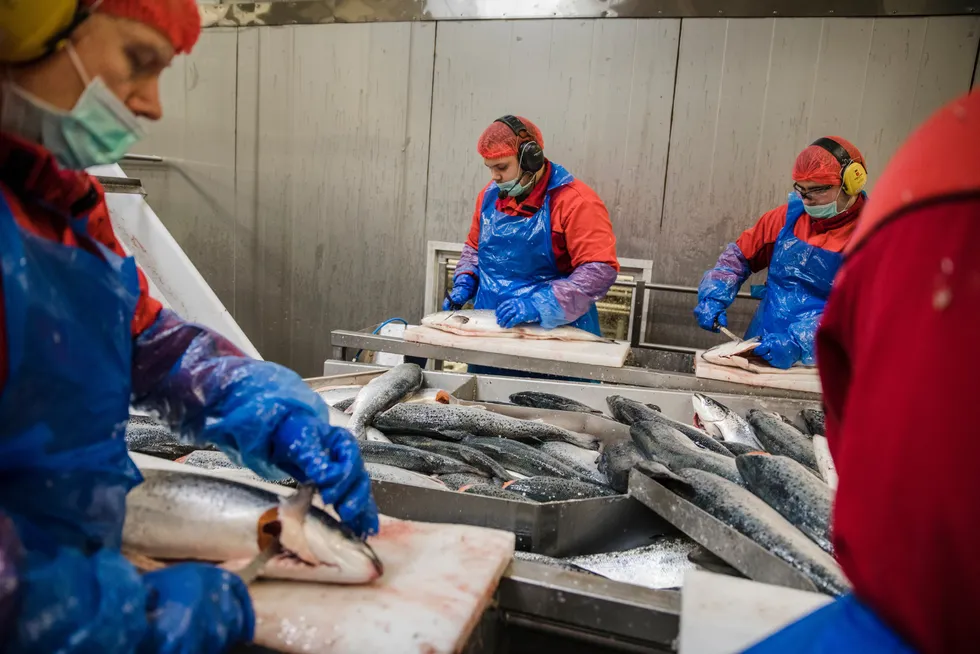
[
  {"xmin": 404, "ymin": 325, "xmax": 630, "ymax": 368},
  {"xmin": 251, "ymin": 516, "xmax": 514, "ymax": 654},
  {"xmin": 679, "ymin": 570, "xmax": 832, "ymax": 654},
  {"xmin": 129, "ymin": 453, "xmax": 515, "ymax": 654},
  {"xmin": 694, "ymin": 352, "xmax": 822, "ymax": 394}
]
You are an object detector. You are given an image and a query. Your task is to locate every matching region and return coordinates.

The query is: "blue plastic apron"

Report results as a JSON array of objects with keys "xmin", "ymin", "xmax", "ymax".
[
  {"xmin": 0, "ymin": 192, "xmax": 142, "ymax": 556},
  {"xmin": 469, "ymin": 163, "xmax": 600, "ymax": 379},
  {"xmin": 744, "ymin": 593, "xmax": 914, "ymax": 653},
  {"xmin": 745, "ymin": 193, "xmax": 844, "ymax": 341}
]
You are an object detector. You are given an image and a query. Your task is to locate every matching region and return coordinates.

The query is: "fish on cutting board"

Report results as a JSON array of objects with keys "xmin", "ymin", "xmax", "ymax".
[
  {"xmin": 509, "ymin": 391, "xmax": 602, "ymax": 414},
  {"xmin": 347, "ymin": 363, "xmax": 423, "ymax": 439},
  {"xmin": 736, "ymin": 453, "xmax": 834, "ymax": 555},
  {"xmin": 123, "ymin": 469, "xmax": 382, "ymax": 584},
  {"xmin": 502, "ymin": 476, "xmax": 617, "ymax": 502},
  {"xmin": 422, "ymin": 310, "xmax": 614, "ymax": 342},
  {"xmin": 630, "ymin": 421, "xmax": 745, "ymax": 487},
  {"xmin": 692, "ymin": 393, "xmax": 763, "ymax": 449},
  {"xmin": 374, "ymin": 403, "xmax": 600, "ymax": 450},
  {"xmin": 654, "ymin": 468, "xmax": 848, "ymax": 596},
  {"xmin": 747, "ymin": 410, "xmax": 819, "ymax": 472}
]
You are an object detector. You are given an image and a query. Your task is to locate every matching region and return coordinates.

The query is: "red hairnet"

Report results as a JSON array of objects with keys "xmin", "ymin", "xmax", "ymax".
[
  {"xmin": 477, "ymin": 117, "xmax": 544, "ymax": 160},
  {"xmin": 792, "ymin": 136, "xmax": 865, "ymax": 186},
  {"xmin": 85, "ymin": 0, "xmax": 201, "ymax": 55}
]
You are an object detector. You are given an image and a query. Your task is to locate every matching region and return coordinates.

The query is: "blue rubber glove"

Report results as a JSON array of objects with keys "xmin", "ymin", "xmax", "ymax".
[
  {"xmin": 140, "ymin": 563, "xmax": 254, "ymax": 654},
  {"xmin": 131, "ymin": 309, "xmax": 380, "ymax": 539},
  {"xmin": 694, "ymin": 298, "xmax": 728, "ymax": 332},
  {"xmin": 496, "ymin": 298, "xmax": 541, "ymax": 329},
  {"xmin": 754, "ymin": 332, "xmax": 802, "ymax": 370},
  {"xmin": 442, "ymin": 274, "xmax": 478, "ymax": 310},
  {"xmin": 271, "ymin": 414, "xmax": 379, "ymax": 538}
]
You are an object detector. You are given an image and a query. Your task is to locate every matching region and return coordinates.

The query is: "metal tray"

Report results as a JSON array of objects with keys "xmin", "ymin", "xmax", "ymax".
[
  {"xmin": 314, "ymin": 362, "xmax": 822, "ymax": 559},
  {"xmin": 372, "ymin": 480, "xmax": 669, "ymax": 557},
  {"xmin": 627, "ymin": 468, "xmax": 820, "ymax": 593}
]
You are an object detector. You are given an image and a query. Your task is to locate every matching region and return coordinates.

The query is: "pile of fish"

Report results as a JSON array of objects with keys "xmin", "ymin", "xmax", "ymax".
[
  {"xmin": 124, "ymin": 365, "xmax": 843, "ymax": 594},
  {"xmin": 602, "ymin": 393, "xmax": 844, "ymax": 595}
]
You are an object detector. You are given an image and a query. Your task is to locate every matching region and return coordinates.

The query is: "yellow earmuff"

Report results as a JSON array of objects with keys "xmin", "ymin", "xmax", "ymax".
[
  {"xmin": 0, "ymin": 0, "xmax": 80, "ymax": 64},
  {"xmin": 811, "ymin": 137, "xmax": 867, "ymax": 196}
]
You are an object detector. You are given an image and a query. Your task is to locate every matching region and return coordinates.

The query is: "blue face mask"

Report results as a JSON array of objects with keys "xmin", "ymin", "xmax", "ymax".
[
  {"xmin": 1, "ymin": 44, "xmax": 145, "ymax": 170},
  {"xmin": 497, "ymin": 174, "xmax": 534, "ymax": 198}
]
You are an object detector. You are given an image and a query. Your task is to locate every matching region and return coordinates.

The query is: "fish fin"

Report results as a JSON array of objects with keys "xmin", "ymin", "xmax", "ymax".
[
  {"xmin": 564, "ymin": 432, "xmax": 601, "ymax": 451},
  {"xmin": 121, "ymin": 547, "xmax": 168, "ymax": 573},
  {"xmin": 634, "ymin": 460, "xmax": 688, "ymax": 485},
  {"xmin": 273, "ymin": 484, "xmax": 319, "ymax": 566}
]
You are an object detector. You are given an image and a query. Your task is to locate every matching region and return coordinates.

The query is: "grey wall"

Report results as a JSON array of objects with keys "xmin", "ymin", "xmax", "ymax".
[{"xmin": 125, "ymin": 17, "xmax": 980, "ymax": 375}]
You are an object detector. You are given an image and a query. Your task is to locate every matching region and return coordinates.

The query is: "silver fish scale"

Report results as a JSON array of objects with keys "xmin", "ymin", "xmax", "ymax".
[
  {"xmin": 539, "ymin": 441, "xmax": 607, "ymax": 485},
  {"xmin": 465, "ymin": 437, "xmax": 593, "ymax": 481},
  {"xmin": 504, "ymin": 477, "xmax": 617, "ymax": 502},
  {"xmin": 747, "ymin": 411, "xmax": 819, "ymax": 470},
  {"xmin": 358, "ymin": 441, "xmax": 483, "ymax": 476},
  {"xmin": 631, "ymin": 422, "xmax": 745, "ymax": 486},
  {"xmin": 677, "ymin": 468, "xmax": 848, "ymax": 596},
  {"xmin": 348, "ymin": 363, "xmax": 423, "ymax": 437},
  {"xmin": 736, "ymin": 454, "xmax": 834, "ymax": 554},
  {"xmin": 385, "ymin": 435, "xmax": 514, "ymax": 481},
  {"xmin": 374, "ymin": 404, "xmax": 598, "ymax": 450},
  {"xmin": 562, "ymin": 537, "xmax": 699, "ymax": 590}
]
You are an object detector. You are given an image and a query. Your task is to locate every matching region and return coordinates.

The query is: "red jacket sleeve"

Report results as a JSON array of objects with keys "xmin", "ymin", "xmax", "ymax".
[
  {"xmin": 465, "ymin": 186, "xmax": 491, "ymax": 251},
  {"xmin": 735, "ymin": 204, "xmax": 789, "ymax": 273},
  {"xmin": 551, "ymin": 180, "xmax": 619, "ymax": 272},
  {"xmin": 85, "ymin": 190, "xmax": 163, "ymax": 337}
]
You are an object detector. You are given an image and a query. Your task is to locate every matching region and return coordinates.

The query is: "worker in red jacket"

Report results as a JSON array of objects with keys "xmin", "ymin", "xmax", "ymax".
[
  {"xmin": 442, "ymin": 116, "xmax": 619, "ymax": 376},
  {"xmin": 746, "ymin": 91, "xmax": 980, "ymax": 652},
  {"xmin": 694, "ymin": 138, "xmax": 868, "ymax": 368},
  {"xmin": 0, "ymin": 2, "xmax": 375, "ymax": 651}
]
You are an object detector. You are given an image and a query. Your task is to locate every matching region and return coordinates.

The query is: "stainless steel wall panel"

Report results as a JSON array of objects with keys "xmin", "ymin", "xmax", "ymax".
[
  {"xmin": 425, "ymin": 19, "xmax": 680, "ymax": 261},
  {"xmin": 234, "ymin": 23, "xmax": 435, "ymax": 373},
  {"xmin": 122, "ymin": 29, "xmax": 240, "ymax": 314}
]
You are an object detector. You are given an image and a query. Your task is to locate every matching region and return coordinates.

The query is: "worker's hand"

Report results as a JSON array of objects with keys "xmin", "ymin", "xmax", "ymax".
[
  {"xmin": 694, "ymin": 298, "xmax": 728, "ymax": 332},
  {"xmin": 496, "ymin": 298, "xmax": 541, "ymax": 329},
  {"xmin": 754, "ymin": 332, "xmax": 802, "ymax": 369},
  {"xmin": 442, "ymin": 274, "xmax": 478, "ymax": 310},
  {"xmin": 271, "ymin": 412, "xmax": 379, "ymax": 538},
  {"xmin": 141, "ymin": 563, "xmax": 254, "ymax": 654}
]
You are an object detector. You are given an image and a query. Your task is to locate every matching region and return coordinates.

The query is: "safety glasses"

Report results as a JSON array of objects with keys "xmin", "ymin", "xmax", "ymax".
[{"xmin": 793, "ymin": 183, "xmax": 835, "ymax": 201}]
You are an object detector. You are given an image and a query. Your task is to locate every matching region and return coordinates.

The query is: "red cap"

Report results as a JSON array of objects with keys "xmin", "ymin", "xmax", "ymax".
[
  {"xmin": 477, "ymin": 116, "xmax": 544, "ymax": 160},
  {"xmin": 85, "ymin": 0, "xmax": 201, "ymax": 55},
  {"xmin": 792, "ymin": 136, "xmax": 865, "ymax": 186}
]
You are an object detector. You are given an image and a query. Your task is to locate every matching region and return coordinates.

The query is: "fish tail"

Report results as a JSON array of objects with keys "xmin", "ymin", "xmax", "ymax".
[{"xmin": 563, "ymin": 432, "xmax": 601, "ymax": 451}]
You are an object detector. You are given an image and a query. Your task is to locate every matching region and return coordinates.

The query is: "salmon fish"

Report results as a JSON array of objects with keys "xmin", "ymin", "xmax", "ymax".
[{"xmin": 422, "ymin": 310, "xmax": 613, "ymax": 342}]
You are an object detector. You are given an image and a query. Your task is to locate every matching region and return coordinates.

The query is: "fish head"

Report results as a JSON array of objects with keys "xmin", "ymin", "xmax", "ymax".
[{"xmin": 691, "ymin": 394, "xmax": 731, "ymax": 438}]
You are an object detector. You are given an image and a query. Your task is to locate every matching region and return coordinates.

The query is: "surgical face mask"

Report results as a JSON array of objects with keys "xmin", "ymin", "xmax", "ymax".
[
  {"xmin": 1, "ymin": 44, "xmax": 145, "ymax": 170},
  {"xmin": 801, "ymin": 187, "xmax": 842, "ymax": 220},
  {"xmin": 497, "ymin": 174, "xmax": 533, "ymax": 198}
]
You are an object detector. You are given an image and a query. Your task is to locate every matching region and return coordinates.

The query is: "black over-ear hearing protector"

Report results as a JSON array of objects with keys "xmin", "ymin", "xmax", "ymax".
[
  {"xmin": 494, "ymin": 115, "xmax": 545, "ymax": 175},
  {"xmin": 811, "ymin": 137, "xmax": 867, "ymax": 196}
]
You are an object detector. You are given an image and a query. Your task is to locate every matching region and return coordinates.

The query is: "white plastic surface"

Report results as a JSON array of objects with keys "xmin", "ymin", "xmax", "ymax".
[{"xmin": 89, "ymin": 164, "xmax": 261, "ymax": 360}]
